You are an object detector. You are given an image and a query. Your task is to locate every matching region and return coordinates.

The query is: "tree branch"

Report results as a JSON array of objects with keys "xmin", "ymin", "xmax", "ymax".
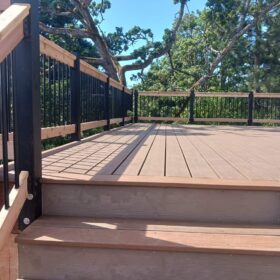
[
  {"xmin": 39, "ymin": 22, "xmax": 92, "ymax": 38},
  {"xmin": 189, "ymin": 0, "xmax": 280, "ymax": 91},
  {"xmin": 119, "ymin": 0, "xmax": 187, "ymax": 83}
]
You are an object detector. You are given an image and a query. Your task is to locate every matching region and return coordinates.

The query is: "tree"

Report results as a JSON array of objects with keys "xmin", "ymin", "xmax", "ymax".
[
  {"xmin": 139, "ymin": 0, "xmax": 280, "ymax": 92},
  {"xmin": 39, "ymin": 0, "xmax": 188, "ymax": 85}
]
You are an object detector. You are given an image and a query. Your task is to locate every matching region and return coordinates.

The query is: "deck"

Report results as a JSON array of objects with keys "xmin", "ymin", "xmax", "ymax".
[{"xmin": 42, "ymin": 123, "xmax": 280, "ymax": 184}]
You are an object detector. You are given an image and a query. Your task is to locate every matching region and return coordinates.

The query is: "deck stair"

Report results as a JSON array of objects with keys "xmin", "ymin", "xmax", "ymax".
[{"xmin": 17, "ymin": 175, "xmax": 280, "ymax": 280}]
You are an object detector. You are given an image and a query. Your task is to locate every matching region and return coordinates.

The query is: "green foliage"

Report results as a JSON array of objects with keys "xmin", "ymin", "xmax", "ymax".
[{"xmin": 138, "ymin": 0, "xmax": 280, "ymax": 93}]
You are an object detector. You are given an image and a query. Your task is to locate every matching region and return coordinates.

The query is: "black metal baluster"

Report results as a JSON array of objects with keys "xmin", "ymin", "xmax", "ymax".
[{"xmin": 1, "ymin": 59, "xmax": 10, "ymax": 209}]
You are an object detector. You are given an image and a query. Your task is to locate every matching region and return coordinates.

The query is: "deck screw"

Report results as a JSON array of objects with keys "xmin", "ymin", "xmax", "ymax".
[
  {"xmin": 23, "ymin": 218, "xmax": 30, "ymax": 225},
  {"xmin": 27, "ymin": 194, "xmax": 34, "ymax": 200}
]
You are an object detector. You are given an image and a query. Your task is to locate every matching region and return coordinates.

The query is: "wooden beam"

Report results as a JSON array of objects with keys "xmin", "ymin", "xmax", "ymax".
[
  {"xmin": 138, "ymin": 117, "xmax": 186, "ymax": 122},
  {"xmin": 140, "ymin": 91, "xmax": 280, "ymax": 99},
  {"xmin": 0, "ymin": 4, "xmax": 30, "ymax": 41},
  {"xmin": 80, "ymin": 60, "xmax": 108, "ymax": 82},
  {"xmin": 0, "ymin": 4, "xmax": 30, "ymax": 63},
  {"xmin": 109, "ymin": 78, "xmax": 124, "ymax": 91},
  {"xmin": 110, "ymin": 118, "xmax": 123, "ymax": 125},
  {"xmin": 0, "ymin": 0, "xmax": 10, "ymax": 12},
  {"xmin": 194, "ymin": 118, "xmax": 248, "ymax": 123},
  {"xmin": 0, "ymin": 141, "xmax": 14, "ymax": 160},
  {"xmin": 254, "ymin": 119, "xmax": 280, "ymax": 124},
  {"xmin": 124, "ymin": 117, "xmax": 132, "ymax": 122},
  {"xmin": 140, "ymin": 91, "xmax": 189, "ymax": 97},
  {"xmin": 254, "ymin": 93, "xmax": 280, "ymax": 99},
  {"xmin": 40, "ymin": 35, "xmax": 76, "ymax": 68},
  {"xmin": 124, "ymin": 88, "xmax": 133, "ymax": 95},
  {"xmin": 196, "ymin": 93, "xmax": 248, "ymax": 98},
  {"xmin": 81, "ymin": 120, "xmax": 107, "ymax": 132},
  {"xmin": 41, "ymin": 125, "xmax": 76, "ymax": 140},
  {"xmin": 0, "ymin": 171, "xmax": 28, "ymax": 251}
]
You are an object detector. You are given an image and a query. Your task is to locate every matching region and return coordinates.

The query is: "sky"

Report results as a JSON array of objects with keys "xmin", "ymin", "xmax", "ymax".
[{"xmin": 100, "ymin": 0, "xmax": 207, "ymax": 85}]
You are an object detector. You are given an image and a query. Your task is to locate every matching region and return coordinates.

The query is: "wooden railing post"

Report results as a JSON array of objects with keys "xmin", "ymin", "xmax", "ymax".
[
  {"xmin": 248, "ymin": 91, "xmax": 254, "ymax": 126},
  {"xmin": 104, "ymin": 77, "xmax": 110, "ymax": 131},
  {"xmin": 12, "ymin": 0, "xmax": 42, "ymax": 230},
  {"xmin": 189, "ymin": 89, "xmax": 195, "ymax": 124},
  {"xmin": 134, "ymin": 90, "xmax": 139, "ymax": 123},
  {"xmin": 71, "ymin": 56, "xmax": 81, "ymax": 141}
]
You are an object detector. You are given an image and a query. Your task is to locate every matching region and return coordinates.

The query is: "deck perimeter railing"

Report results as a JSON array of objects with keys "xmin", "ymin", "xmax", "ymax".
[
  {"xmin": 0, "ymin": 1, "xmax": 133, "ymax": 229},
  {"xmin": 137, "ymin": 91, "xmax": 280, "ymax": 125},
  {"xmin": 1, "ymin": 1, "xmax": 280, "ymax": 232},
  {"xmin": 39, "ymin": 36, "xmax": 133, "ymax": 142}
]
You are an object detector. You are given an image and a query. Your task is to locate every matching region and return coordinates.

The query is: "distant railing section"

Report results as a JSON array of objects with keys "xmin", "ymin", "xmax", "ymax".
[{"xmin": 137, "ymin": 91, "xmax": 280, "ymax": 125}]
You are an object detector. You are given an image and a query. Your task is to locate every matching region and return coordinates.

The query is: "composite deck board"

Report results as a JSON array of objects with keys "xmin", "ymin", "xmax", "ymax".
[
  {"xmin": 205, "ymin": 127, "xmax": 280, "ymax": 180},
  {"xmin": 200, "ymin": 132, "xmax": 280, "ymax": 180},
  {"xmin": 173, "ymin": 126, "xmax": 218, "ymax": 179},
  {"xmin": 18, "ymin": 216, "xmax": 280, "ymax": 256},
  {"xmin": 140, "ymin": 125, "xmax": 166, "ymax": 176},
  {"xmin": 184, "ymin": 131, "xmax": 246, "ymax": 180},
  {"xmin": 44, "ymin": 124, "xmax": 151, "ymax": 176},
  {"xmin": 96, "ymin": 124, "xmax": 153, "ymax": 175},
  {"xmin": 42, "ymin": 124, "xmax": 280, "ymax": 182},
  {"xmin": 165, "ymin": 126, "xmax": 190, "ymax": 177},
  {"xmin": 114, "ymin": 125, "xmax": 160, "ymax": 176}
]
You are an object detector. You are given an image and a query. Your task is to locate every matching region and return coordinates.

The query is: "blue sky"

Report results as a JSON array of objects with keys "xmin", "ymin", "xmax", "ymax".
[{"xmin": 100, "ymin": 0, "xmax": 207, "ymax": 85}]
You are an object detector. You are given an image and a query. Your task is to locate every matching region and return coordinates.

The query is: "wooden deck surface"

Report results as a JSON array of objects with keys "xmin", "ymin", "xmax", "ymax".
[{"xmin": 42, "ymin": 123, "xmax": 280, "ymax": 182}]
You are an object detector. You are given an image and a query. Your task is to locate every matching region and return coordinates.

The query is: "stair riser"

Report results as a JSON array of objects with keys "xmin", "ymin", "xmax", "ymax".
[
  {"xmin": 43, "ymin": 184, "xmax": 280, "ymax": 225},
  {"xmin": 19, "ymin": 245, "xmax": 280, "ymax": 280}
]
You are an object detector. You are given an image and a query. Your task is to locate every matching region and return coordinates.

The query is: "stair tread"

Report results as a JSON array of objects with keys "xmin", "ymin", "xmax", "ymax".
[{"xmin": 17, "ymin": 216, "xmax": 280, "ymax": 256}]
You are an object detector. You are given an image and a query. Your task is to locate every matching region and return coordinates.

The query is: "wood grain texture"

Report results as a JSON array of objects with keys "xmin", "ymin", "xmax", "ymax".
[
  {"xmin": 0, "ymin": 20, "xmax": 23, "ymax": 63},
  {"xmin": 41, "ymin": 124, "xmax": 76, "ymax": 140},
  {"xmin": 40, "ymin": 35, "xmax": 76, "ymax": 67},
  {"xmin": 0, "ymin": 171, "xmax": 28, "ymax": 251},
  {"xmin": 0, "ymin": 234, "xmax": 18, "ymax": 280},
  {"xmin": 0, "ymin": 4, "xmax": 29, "ymax": 40},
  {"xmin": 109, "ymin": 78, "xmax": 124, "ymax": 91},
  {"xmin": 80, "ymin": 60, "xmax": 108, "ymax": 82}
]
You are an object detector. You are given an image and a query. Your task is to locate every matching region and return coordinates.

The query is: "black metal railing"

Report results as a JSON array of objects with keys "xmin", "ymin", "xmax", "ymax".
[
  {"xmin": 40, "ymin": 54, "xmax": 72, "ymax": 127},
  {"xmin": 80, "ymin": 72, "xmax": 106, "ymax": 123},
  {"xmin": 0, "ymin": 54, "xmax": 15, "ymax": 209},
  {"xmin": 137, "ymin": 91, "xmax": 280, "ymax": 125}
]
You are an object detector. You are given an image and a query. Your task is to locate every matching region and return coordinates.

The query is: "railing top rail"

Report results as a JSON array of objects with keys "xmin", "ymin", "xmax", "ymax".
[
  {"xmin": 139, "ymin": 91, "xmax": 280, "ymax": 98},
  {"xmin": 0, "ymin": 4, "xmax": 30, "ymax": 41},
  {"xmin": 109, "ymin": 78, "xmax": 124, "ymax": 91},
  {"xmin": 40, "ymin": 35, "xmax": 76, "ymax": 68},
  {"xmin": 0, "ymin": 4, "xmax": 30, "ymax": 63},
  {"xmin": 80, "ymin": 59, "xmax": 108, "ymax": 83},
  {"xmin": 40, "ymin": 35, "xmax": 132, "ymax": 93}
]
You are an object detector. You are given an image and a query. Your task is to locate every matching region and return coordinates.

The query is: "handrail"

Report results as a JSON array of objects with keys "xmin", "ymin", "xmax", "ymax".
[
  {"xmin": 139, "ymin": 91, "xmax": 280, "ymax": 98},
  {"xmin": 0, "ymin": 4, "xmax": 30, "ymax": 63},
  {"xmin": 39, "ymin": 35, "xmax": 132, "ymax": 93},
  {"xmin": 80, "ymin": 59, "xmax": 108, "ymax": 83},
  {"xmin": 137, "ymin": 91, "xmax": 280, "ymax": 125},
  {"xmin": 40, "ymin": 35, "xmax": 76, "ymax": 68},
  {"xmin": 0, "ymin": 171, "xmax": 28, "ymax": 251}
]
